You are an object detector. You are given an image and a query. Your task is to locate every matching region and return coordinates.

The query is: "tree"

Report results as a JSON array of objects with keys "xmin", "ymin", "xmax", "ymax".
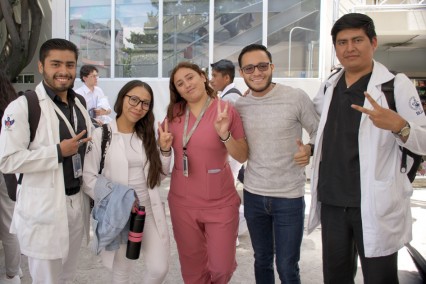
[{"xmin": 0, "ymin": 0, "xmax": 42, "ymax": 81}]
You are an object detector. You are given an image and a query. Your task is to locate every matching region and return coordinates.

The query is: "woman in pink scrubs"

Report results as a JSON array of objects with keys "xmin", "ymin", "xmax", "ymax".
[{"xmin": 158, "ymin": 62, "xmax": 248, "ymax": 283}]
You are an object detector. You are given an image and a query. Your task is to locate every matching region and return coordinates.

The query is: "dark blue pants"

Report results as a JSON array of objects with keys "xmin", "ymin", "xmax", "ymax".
[{"xmin": 244, "ymin": 190, "xmax": 305, "ymax": 284}]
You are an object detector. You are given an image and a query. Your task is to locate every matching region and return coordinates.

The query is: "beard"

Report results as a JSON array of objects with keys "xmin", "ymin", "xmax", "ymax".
[
  {"xmin": 43, "ymin": 71, "xmax": 75, "ymax": 93},
  {"xmin": 244, "ymin": 73, "xmax": 273, "ymax": 93}
]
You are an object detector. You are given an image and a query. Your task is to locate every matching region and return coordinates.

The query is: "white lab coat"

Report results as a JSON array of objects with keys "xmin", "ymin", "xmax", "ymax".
[
  {"xmin": 0, "ymin": 82, "xmax": 93, "ymax": 260},
  {"xmin": 307, "ymin": 61, "xmax": 426, "ymax": 257},
  {"xmin": 82, "ymin": 119, "xmax": 171, "ymax": 267}
]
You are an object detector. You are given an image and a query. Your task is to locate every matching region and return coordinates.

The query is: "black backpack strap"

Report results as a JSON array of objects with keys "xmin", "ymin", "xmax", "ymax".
[
  {"xmin": 222, "ymin": 87, "xmax": 242, "ymax": 99},
  {"xmin": 23, "ymin": 91, "xmax": 41, "ymax": 143},
  {"xmin": 382, "ymin": 78, "xmax": 396, "ymax": 112},
  {"xmin": 99, "ymin": 123, "xmax": 111, "ymax": 175},
  {"xmin": 18, "ymin": 91, "xmax": 41, "ymax": 185},
  {"xmin": 323, "ymin": 67, "xmax": 342, "ymax": 94},
  {"xmin": 74, "ymin": 92, "xmax": 87, "ymax": 109}
]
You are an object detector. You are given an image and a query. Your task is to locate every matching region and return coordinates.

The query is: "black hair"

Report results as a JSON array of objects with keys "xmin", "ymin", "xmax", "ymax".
[
  {"xmin": 39, "ymin": 38, "xmax": 79, "ymax": 65},
  {"xmin": 114, "ymin": 80, "xmax": 164, "ymax": 189},
  {"xmin": 80, "ymin": 65, "xmax": 98, "ymax": 82},
  {"xmin": 238, "ymin": 44, "xmax": 272, "ymax": 67},
  {"xmin": 210, "ymin": 59, "xmax": 236, "ymax": 82},
  {"xmin": 331, "ymin": 13, "xmax": 376, "ymax": 45}
]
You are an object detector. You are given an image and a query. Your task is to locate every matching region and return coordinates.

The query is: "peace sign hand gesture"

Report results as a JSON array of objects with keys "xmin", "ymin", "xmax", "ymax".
[
  {"xmin": 351, "ymin": 91, "xmax": 406, "ymax": 133},
  {"xmin": 214, "ymin": 100, "xmax": 231, "ymax": 139},
  {"xmin": 158, "ymin": 119, "xmax": 173, "ymax": 153}
]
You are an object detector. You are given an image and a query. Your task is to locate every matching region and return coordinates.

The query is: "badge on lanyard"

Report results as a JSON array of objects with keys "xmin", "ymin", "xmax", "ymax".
[
  {"xmin": 182, "ymin": 97, "xmax": 211, "ymax": 177},
  {"xmin": 72, "ymin": 153, "xmax": 82, "ymax": 178},
  {"xmin": 183, "ymin": 149, "xmax": 189, "ymax": 177}
]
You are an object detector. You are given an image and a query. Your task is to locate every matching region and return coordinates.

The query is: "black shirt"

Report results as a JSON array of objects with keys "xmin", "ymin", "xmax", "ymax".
[
  {"xmin": 317, "ymin": 72, "xmax": 372, "ymax": 207},
  {"xmin": 43, "ymin": 82, "xmax": 88, "ymax": 195}
]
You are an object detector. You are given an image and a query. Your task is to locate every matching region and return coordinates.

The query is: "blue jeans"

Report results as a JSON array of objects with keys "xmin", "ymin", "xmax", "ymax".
[{"xmin": 244, "ymin": 190, "xmax": 305, "ymax": 284}]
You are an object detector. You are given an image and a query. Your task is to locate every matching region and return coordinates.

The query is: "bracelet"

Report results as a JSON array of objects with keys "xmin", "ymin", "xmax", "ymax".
[
  {"xmin": 160, "ymin": 148, "xmax": 172, "ymax": 153},
  {"xmin": 220, "ymin": 131, "xmax": 232, "ymax": 143}
]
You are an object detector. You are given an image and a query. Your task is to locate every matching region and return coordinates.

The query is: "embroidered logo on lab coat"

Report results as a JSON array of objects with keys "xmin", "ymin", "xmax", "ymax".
[
  {"xmin": 4, "ymin": 115, "xmax": 15, "ymax": 130},
  {"xmin": 409, "ymin": 96, "xmax": 424, "ymax": 115}
]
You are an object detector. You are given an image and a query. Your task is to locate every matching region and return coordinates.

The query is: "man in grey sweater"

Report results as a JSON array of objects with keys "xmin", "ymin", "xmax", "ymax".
[{"xmin": 235, "ymin": 44, "xmax": 319, "ymax": 284}]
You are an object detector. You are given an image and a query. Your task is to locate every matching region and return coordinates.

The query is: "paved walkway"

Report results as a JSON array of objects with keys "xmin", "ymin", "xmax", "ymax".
[{"xmin": 1, "ymin": 178, "xmax": 425, "ymax": 283}]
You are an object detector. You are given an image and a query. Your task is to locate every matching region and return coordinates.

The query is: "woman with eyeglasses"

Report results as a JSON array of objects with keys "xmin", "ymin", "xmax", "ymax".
[
  {"xmin": 83, "ymin": 80, "xmax": 171, "ymax": 283},
  {"xmin": 157, "ymin": 62, "xmax": 248, "ymax": 284}
]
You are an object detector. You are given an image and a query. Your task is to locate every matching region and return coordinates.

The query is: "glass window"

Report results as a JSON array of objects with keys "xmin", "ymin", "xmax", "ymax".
[
  {"xmin": 116, "ymin": 0, "xmax": 159, "ymax": 78},
  {"xmin": 162, "ymin": 0, "xmax": 209, "ymax": 77},
  {"xmin": 213, "ymin": 1, "xmax": 261, "ymax": 69},
  {"xmin": 69, "ymin": 0, "xmax": 112, "ymax": 77},
  {"xmin": 268, "ymin": 0, "xmax": 320, "ymax": 78}
]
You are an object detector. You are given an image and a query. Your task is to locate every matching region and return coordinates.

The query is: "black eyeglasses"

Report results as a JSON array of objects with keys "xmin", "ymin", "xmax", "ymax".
[
  {"xmin": 125, "ymin": 95, "xmax": 151, "ymax": 110},
  {"xmin": 241, "ymin": 62, "xmax": 271, "ymax": 74}
]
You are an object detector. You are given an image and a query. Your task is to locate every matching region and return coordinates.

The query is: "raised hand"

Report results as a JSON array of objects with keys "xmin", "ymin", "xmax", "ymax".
[
  {"xmin": 214, "ymin": 100, "xmax": 231, "ymax": 139},
  {"xmin": 351, "ymin": 91, "xmax": 406, "ymax": 133},
  {"xmin": 293, "ymin": 139, "xmax": 311, "ymax": 167},
  {"xmin": 158, "ymin": 119, "xmax": 173, "ymax": 151},
  {"xmin": 60, "ymin": 130, "xmax": 92, "ymax": 157}
]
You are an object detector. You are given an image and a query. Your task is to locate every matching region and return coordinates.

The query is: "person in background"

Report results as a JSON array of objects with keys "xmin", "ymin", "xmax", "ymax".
[
  {"xmin": 210, "ymin": 59, "xmax": 247, "ymax": 245},
  {"xmin": 235, "ymin": 43, "xmax": 319, "ymax": 283},
  {"xmin": 0, "ymin": 38, "xmax": 92, "ymax": 283},
  {"xmin": 0, "ymin": 70, "xmax": 22, "ymax": 283},
  {"xmin": 83, "ymin": 80, "xmax": 171, "ymax": 283},
  {"xmin": 75, "ymin": 64, "xmax": 112, "ymax": 125},
  {"xmin": 307, "ymin": 13, "xmax": 426, "ymax": 283},
  {"xmin": 158, "ymin": 61, "xmax": 248, "ymax": 284}
]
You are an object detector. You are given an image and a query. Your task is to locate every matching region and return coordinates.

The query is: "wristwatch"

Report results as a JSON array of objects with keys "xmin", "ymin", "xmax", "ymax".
[{"xmin": 395, "ymin": 122, "xmax": 411, "ymax": 138}]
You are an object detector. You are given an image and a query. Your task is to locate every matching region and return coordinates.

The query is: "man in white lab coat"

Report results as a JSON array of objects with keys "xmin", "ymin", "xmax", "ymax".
[
  {"xmin": 0, "ymin": 38, "xmax": 92, "ymax": 283},
  {"xmin": 307, "ymin": 13, "xmax": 426, "ymax": 283}
]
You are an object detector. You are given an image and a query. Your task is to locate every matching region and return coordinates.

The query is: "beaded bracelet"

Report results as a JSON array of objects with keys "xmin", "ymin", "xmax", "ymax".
[{"xmin": 220, "ymin": 131, "xmax": 232, "ymax": 143}]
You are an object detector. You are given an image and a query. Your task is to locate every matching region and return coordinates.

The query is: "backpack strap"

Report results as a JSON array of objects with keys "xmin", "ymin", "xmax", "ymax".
[
  {"xmin": 74, "ymin": 92, "xmax": 87, "ymax": 109},
  {"xmin": 222, "ymin": 87, "xmax": 242, "ymax": 99},
  {"xmin": 23, "ymin": 91, "xmax": 41, "ymax": 143},
  {"xmin": 99, "ymin": 123, "xmax": 111, "ymax": 175},
  {"xmin": 18, "ymin": 91, "xmax": 41, "ymax": 185},
  {"xmin": 323, "ymin": 67, "xmax": 342, "ymax": 94}
]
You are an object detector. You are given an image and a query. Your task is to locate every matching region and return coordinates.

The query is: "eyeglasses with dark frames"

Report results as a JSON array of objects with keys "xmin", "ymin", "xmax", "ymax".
[
  {"xmin": 125, "ymin": 95, "xmax": 151, "ymax": 110},
  {"xmin": 241, "ymin": 62, "xmax": 271, "ymax": 74}
]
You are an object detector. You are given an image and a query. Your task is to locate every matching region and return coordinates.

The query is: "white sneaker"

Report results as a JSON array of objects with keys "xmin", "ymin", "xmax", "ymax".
[
  {"xmin": 236, "ymin": 237, "xmax": 240, "ymax": 247},
  {"xmin": 1, "ymin": 275, "xmax": 21, "ymax": 284}
]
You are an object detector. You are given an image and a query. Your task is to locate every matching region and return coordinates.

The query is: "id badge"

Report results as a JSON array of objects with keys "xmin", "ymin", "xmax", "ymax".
[
  {"xmin": 72, "ymin": 153, "xmax": 83, "ymax": 178},
  {"xmin": 183, "ymin": 154, "xmax": 189, "ymax": 177}
]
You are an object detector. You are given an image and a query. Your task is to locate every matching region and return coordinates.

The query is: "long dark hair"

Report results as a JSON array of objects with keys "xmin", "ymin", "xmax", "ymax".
[
  {"xmin": 167, "ymin": 61, "xmax": 216, "ymax": 121},
  {"xmin": 114, "ymin": 80, "xmax": 164, "ymax": 189},
  {"xmin": 0, "ymin": 70, "xmax": 18, "ymax": 121}
]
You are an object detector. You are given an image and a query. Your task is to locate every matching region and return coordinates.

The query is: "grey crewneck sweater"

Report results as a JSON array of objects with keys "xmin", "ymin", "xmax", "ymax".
[{"xmin": 235, "ymin": 83, "xmax": 319, "ymax": 198}]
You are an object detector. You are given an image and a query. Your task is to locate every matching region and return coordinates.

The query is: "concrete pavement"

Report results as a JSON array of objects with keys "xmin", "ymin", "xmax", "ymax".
[{"xmin": 1, "ymin": 177, "xmax": 425, "ymax": 283}]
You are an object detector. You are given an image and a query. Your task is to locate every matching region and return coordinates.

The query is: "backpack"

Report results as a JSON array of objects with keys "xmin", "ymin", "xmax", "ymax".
[
  {"xmin": 381, "ymin": 78, "xmax": 423, "ymax": 182},
  {"xmin": 7, "ymin": 90, "xmax": 88, "ymax": 201},
  {"xmin": 324, "ymin": 71, "xmax": 422, "ymax": 182}
]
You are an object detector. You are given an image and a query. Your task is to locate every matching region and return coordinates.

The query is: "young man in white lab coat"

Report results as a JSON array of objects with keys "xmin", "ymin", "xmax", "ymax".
[
  {"xmin": 307, "ymin": 13, "xmax": 426, "ymax": 283},
  {"xmin": 0, "ymin": 38, "xmax": 92, "ymax": 283}
]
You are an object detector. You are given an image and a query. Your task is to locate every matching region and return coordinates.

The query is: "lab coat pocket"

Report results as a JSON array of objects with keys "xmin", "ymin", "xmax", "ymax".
[
  {"xmin": 372, "ymin": 179, "xmax": 397, "ymax": 217},
  {"xmin": 16, "ymin": 186, "xmax": 56, "ymax": 224}
]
